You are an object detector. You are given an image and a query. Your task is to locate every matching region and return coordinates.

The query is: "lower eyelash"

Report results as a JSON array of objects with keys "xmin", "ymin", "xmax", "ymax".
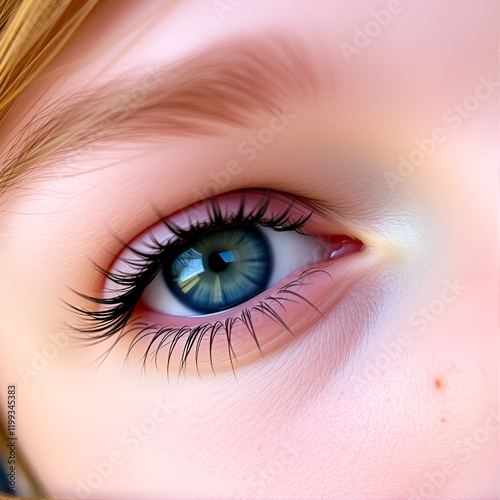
[{"xmin": 71, "ymin": 267, "xmax": 330, "ymax": 379}]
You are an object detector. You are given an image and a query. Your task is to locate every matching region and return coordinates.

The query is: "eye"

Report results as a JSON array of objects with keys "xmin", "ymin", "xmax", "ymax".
[
  {"xmin": 142, "ymin": 224, "xmax": 328, "ymax": 316},
  {"xmin": 70, "ymin": 189, "xmax": 364, "ymax": 376}
]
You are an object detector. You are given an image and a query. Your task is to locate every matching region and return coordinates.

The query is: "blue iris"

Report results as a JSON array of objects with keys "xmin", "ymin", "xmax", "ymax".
[{"xmin": 163, "ymin": 226, "xmax": 273, "ymax": 314}]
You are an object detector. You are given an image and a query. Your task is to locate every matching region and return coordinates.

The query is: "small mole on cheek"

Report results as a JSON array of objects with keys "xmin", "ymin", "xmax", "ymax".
[{"xmin": 434, "ymin": 378, "xmax": 443, "ymax": 390}]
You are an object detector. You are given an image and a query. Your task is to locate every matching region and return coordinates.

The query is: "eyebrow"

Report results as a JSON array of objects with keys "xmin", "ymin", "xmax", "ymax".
[{"xmin": 0, "ymin": 35, "xmax": 321, "ymax": 198}]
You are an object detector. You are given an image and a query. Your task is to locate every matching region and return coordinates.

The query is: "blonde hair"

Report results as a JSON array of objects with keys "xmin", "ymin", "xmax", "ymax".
[
  {"xmin": 0, "ymin": 0, "xmax": 101, "ymax": 120},
  {"xmin": 0, "ymin": 0, "xmax": 102, "ymax": 202},
  {"xmin": 0, "ymin": 1, "xmax": 102, "ymax": 495}
]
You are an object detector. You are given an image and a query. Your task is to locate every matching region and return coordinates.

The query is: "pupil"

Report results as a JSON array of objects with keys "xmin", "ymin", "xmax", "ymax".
[{"xmin": 207, "ymin": 251, "xmax": 228, "ymax": 273}]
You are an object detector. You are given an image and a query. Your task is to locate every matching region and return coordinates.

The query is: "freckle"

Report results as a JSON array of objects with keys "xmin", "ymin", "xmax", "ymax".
[
  {"xmin": 441, "ymin": 418, "xmax": 446, "ymax": 423},
  {"xmin": 434, "ymin": 378, "xmax": 443, "ymax": 390},
  {"xmin": 258, "ymin": 446, "xmax": 263, "ymax": 452}
]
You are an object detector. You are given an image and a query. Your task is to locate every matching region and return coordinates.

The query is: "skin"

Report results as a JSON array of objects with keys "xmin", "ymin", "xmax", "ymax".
[{"xmin": 0, "ymin": 0, "xmax": 498, "ymax": 498}]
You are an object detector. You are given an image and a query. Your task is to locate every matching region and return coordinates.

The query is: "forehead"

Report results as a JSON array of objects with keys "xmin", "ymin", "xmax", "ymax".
[
  {"xmin": 6, "ymin": 1, "xmax": 496, "ymax": 87},
  {"xmin": 0, "ymin": 0, "xmax": 496, "ymax": 159}
]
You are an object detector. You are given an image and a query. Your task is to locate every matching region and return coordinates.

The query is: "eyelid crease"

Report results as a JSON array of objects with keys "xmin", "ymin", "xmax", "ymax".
[{"xmin": 0, "ymin": 34, "xmax": 322, "ymax": 199}]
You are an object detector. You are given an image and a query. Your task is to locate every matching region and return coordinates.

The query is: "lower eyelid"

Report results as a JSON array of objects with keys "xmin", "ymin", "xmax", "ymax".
[{"xmin": 123, "ymin": 249, "xmax": 371, "ymax": 377}]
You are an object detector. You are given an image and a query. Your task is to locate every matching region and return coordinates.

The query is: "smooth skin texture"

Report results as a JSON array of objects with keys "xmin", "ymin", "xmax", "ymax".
[{"xmin": 0, "ymin": 1, "xmax": 498, "ymax": 498}]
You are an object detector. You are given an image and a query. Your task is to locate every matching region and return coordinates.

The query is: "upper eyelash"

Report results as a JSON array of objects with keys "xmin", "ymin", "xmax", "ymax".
[{"xmin": 63, "ymin": 191, "xmax": 317, "ymax": 373}]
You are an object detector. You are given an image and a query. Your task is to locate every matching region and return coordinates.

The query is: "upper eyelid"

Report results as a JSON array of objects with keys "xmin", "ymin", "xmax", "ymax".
[
  {"xmin": 113, "ymin": 191, "xmax": 313, "ymax": 278},
  {"xmin": 155, "ymin": 192, "xmax": 311, "ymax": 239},
  {"xmin": 105, "ymin": 188, "xmax": 318, "ymax": 256},
  {"xmin": 0, "ymin": 35, "xmax": 321, "ymax": 198},
  {"xmin": 102, "ymin": 188, "xmax": 353, "ymax": 290},
  {"xmin": 78, "ymin": 191, "xmax": 314, "ymax": 297}
]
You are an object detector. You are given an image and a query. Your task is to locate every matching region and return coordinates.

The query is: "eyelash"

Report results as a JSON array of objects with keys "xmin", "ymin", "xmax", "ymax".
[{"xmin": 65, "ymin": 192, "xmax": 330, "ymax": 377}]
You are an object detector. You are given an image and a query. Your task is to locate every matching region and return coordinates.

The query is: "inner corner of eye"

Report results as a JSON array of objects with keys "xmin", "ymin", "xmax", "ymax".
[{"xmin": 136, "ymin": 222, "xmax": 363, "ymax": 318}]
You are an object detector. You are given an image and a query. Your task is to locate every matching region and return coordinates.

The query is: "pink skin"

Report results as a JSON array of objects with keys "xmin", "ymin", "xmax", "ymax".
[{"xmin": 0, "ymin": 1, "xmax": 498, "ymax": 498}]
